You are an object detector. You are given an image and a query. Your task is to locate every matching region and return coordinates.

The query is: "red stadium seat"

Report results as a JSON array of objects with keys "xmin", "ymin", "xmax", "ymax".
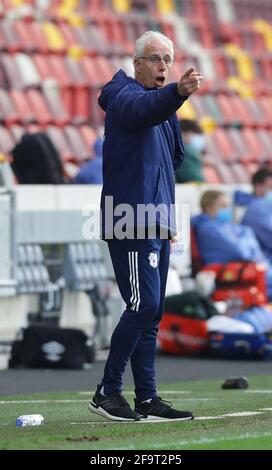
[
  {"xmin": 213, "ymin": 129, "xmax": 236, "ymax": 163},
  {"xmin": 13, "ymin": 20, "xmax": 37, "ymax": 53},
  {"xmin": 9, "ymin": 124, "xmax": 25, "ymax": 143},
  {"xmin": 10, "ymin": 90, "xmax": 36, "ymax": 124},
  {"xmin": 258, "ymin": 97, "xmax": 272, "ymax": 127},
  {"xmin": 46, "ymin": 126, "xmax": 74, "ymax": 162},
  {"xmin": 215, "ymin": 162, "xmax": 236, "ymax": 184},
  {"xmin": 0, "ymin": 89, "xmax": 19, "ymax": 126},
  {"xmin": 241, "ymin": 128, "xmax": 266, "ymax": 163},
  {"xmin": 27, "ymin": 21, "xmax": 49, "ymax": 54},
  {"xmin": 0, "ymin": 53, "xmax": 24, "ymax": 89},
  {"xmin": 231, "ymin": 163, "xmax": 251, "ymax": 184},
  {"xmin": 44, "ymin": 55, "xmax": 74, "ymax": 115},
  {"xmin": 0, "ymin": 125, "xmax": 14, "ymax": 154},
  {"xmin": 78, "ymin": 125, "xmax": 98, "ymax": 159},
  {"xmin": 42, "ymin": 87, "xmax": 71, "ymax": 127},
  {"xmin": 203, "ymin": 164, "xmax": 222, "ymax": 184},
  {"xmin": 216, "ymin": 94, "xmax": 237, "ymax": 126},
  {"xmin": 57, "ymin": 21, "xmax": 79, "ymax": 50},
  {"xmin": 63, "ymin": 125, "xmax": 91, "ymax": 163},
  {"xmin": 227, "ymin": 128, "xmax": 250, "ymax": 162},
  {"xmin": 256, "ymin": 129, "xmax": 272, "ymax": 161},
  {"xmin": 0, "ymin": 19, "xmax": 21, "ymax": 53},
  {"xmin": 25, "ymin": 90, "xmax": 53, "ymax": 126}
]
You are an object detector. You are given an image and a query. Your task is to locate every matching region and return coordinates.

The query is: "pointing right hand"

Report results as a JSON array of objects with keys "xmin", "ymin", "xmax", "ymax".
[{"xmin": 177, "ymin": 67, "xmax": 204, "ymax": 97}]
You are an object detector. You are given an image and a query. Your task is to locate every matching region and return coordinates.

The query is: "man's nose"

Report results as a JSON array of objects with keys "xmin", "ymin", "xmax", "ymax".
[{"xmin": 158, "ymin": 60, "xmax": 167, "ymax": 70}]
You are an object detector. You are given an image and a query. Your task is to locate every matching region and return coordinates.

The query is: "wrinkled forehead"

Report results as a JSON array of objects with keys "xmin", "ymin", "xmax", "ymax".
[{"xmin": 143, "ymin": 39, "xmax": 172, "ymax": 57}]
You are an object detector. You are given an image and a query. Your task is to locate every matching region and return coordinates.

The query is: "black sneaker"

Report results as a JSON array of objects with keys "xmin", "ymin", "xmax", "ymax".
[
  {"xmin": 88, "ymin": 385, "xmax": 141, "ymax": 422},
  {"xmin": 134, "ymin": 397, "xmax": 194, "ymax": 421}
]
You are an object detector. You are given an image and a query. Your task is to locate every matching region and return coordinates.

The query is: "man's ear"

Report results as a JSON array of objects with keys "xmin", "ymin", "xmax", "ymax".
[{"xmin": 134, "ymin": 58, "xmax": 141, "ymax": 73}]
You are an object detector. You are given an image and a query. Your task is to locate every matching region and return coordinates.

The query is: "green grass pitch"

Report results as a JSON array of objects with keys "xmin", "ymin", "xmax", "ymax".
[{"xmin": 1, "ymin": 375, "xmax": 272, "ymax": 450}]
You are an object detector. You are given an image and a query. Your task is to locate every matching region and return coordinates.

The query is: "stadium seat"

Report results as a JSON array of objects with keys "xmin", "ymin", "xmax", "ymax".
[
  {"xmin": 1, "ymin": 53, "xmax": 24, "ymax": 89},
  {"xmin": 30, "ymin": 21, "xmax": 49, "ymax": 54},
  {"xmin": 57, "ymin": 21, "xmax": 79, "ymax": 50},
  {"xmin": 25, "ymin": 90, "xmax": 53, "ymax": 126},
  {"xmin": 46, "ymin": 126, "xmax": 74, "ymax": 162},
  {"xmin": 14, "ymin": 53, "xmax": 41, "ymax": 89},
  {"xmin": 0, "ymin": 89, "xmax": 19, "ymax": 126},
  {"xmin": 215, "ymin": 162, "xmax": 237, "ymax": 184},
  {"xmin": 203, "ymin": 164, "xmax": 222, "ymax": 184},
  {"xmin": 42, "ymin": 21, "xmax": 66, "ymax": 54},
  {"xmin": 213, "ymin": 129, "xmax": 237, "ymax": 163},
  {"xmin": 241, "ymin": 128, "xmax": 266, "ymax": 163},
  {"xmin": 216, "ymin": 94, "xmax": 238, "ymax": 126},
  {"xmin": 42, "ymin": 85, "xmax": 71, "ymax": 127},
  {"xmin": 9, "ymin": 124, "xmax": 25, "ymax": 144},
  {"xmin": 227, "ymin": 128, "xmax": 249, "ymax": 162},
  {"xmin": 256, "ymin": 129, "xmax": 272, "ymax": 161},
  {"xmin": 13, "ymin": 20, "xmax": 37, "ymax": 53},
  {"xmin": 0, "ymin": 0, "xmax": 271, "ymax": 187},
  {"xmin": 63, "ymin": 125, "xmax": 91, "ymax": 163},
  {"xmin": 231, "ymin": 163, "xmax": 251, "ymax": 184},
  {"xmin": 10, "ymin": 90, "xmax": 37, "ymax": 124},
  {"xmin": 0, "ymin": 125, "xmax": 14, "ymax": 154},
  {"xmin": 78, "ymin": 125, "xmax": 97, "ymax": 159},
  {"xmin": 0, "ymin": 19, "xmax": 21, "ymax": 53}
]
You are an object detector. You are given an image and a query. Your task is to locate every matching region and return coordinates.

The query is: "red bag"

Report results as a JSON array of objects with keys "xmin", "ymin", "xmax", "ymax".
[
  {"xmin": 191, "ymin": 227, "xmax": 268, "ymax": 308},
  {"xmin": 158, "ymin": 313, "xmax": 209, "ymax": 356},
  {"xmin": 201, "ymin": 262, "xmax": 268, "ymax": 308}
]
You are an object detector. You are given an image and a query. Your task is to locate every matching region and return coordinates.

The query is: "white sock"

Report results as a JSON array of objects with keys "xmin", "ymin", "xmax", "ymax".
[{"xmin": 100, "ymin": 386, "xmax": 105, "ymax": 396}]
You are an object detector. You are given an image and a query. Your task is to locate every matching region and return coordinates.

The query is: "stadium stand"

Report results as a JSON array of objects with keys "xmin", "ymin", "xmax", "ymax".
[{"xmin": 0, "ymin": 0, "xmax": 271, "ymax": 182}]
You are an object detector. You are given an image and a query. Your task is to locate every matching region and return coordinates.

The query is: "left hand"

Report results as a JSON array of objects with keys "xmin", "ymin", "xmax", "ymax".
[{"xmin": 170, "ymin": 236, "xmax": 178, "ymax": 254}]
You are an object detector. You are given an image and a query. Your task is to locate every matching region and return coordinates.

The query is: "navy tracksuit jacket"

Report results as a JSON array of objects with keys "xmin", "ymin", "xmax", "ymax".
[{"xmin": 98, "ymin": 70, "xmax": 186, "ymax": 400}]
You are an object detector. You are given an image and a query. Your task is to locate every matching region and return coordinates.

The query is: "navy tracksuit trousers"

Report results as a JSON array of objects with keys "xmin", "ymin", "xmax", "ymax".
[{"xmin": 101, "ymin": 238, "xmax": 170, "ymax": 401}]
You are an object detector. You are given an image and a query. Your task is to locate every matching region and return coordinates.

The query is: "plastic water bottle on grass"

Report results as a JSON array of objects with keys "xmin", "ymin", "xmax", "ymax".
[{"xmin": 16, "ymin": 414, "xmax": 44, "ymax": 427}]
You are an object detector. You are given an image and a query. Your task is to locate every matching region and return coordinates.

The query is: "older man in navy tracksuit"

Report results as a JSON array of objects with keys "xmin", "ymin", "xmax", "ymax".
[{"xmin": 89, "ymin": 31, "xmax": 203, "ymax": 422}]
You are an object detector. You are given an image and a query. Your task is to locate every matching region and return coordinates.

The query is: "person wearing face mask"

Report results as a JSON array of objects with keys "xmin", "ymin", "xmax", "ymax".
[
  {"xmin": 241, "ymin": 168, "xmax": 272, "ymax": 264},
  {"xmin": 191, "ymin": 190, "xmax": 272, "ymax": 299},
  {"xmin": 175, "ymin": 119, "xmax": 205, "ymax": 183}
]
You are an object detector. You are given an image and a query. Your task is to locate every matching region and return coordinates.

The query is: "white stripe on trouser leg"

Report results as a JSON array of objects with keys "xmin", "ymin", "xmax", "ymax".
[
  {"xmin": 128, "ymin": 252, "xmax": 136, "ymax": 310},
  {"xmin": 128, "ymin": 252, "xmax": 140, "ymax": 311},
  {"xmin": 134, "ymin": 252, "xmax": 140, "ymax": 311},
  {"xmin": 131, "ymin": 252, "xmax": 138, "ymax": 311}
]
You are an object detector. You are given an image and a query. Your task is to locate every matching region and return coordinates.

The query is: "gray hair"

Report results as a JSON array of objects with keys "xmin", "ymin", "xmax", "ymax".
[{"xmin": 134, "ymin": 31, "xmax": 174, "ymax": 60}]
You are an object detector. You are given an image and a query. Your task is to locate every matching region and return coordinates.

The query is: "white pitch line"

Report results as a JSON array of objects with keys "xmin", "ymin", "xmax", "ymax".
[
  {"xmin": 217, "ymin": 411, "xmax": 263, "ymax": 417},
  {"xmin": 195, "ymin": 411, "xmax": 263, "ymax": 420},
  {"xmin": 0, "ymin": 400, "xmax": 87, "ymax": 404},
  {"xmin": 170, "ymin": 398, "xmax": 210, "ymax": 401},
  {"xmin": 244, "ymin": 390, "xmax": 272, "ymax": 393},
  {"xmin": 69, "ymin": 410, "xmax": 265, "ymax": 425},
  {"xmin": 114, "ymin": 431, "xmax": 272, "ymax": 450},
  {"xmin": 78, "ymin": 390, "xmax": 190, "ymax": 395},
  {"xmin": 0, "ymin": 409, "xmax": 268, "ymax": 427}
]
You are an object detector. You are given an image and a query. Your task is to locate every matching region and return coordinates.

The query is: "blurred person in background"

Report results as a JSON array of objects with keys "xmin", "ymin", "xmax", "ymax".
[
  {"xmin": 175, "ymin": 119, "xmax": 205, "ymax": 183},
  {"xmin": 11, "ymin": 132, "xmax": 67, "ymax": 184},
  {"xmin": 241, "ymin": 167, "xmax": 272, "ymax": 264},
  {"xmin": 88, "ymin": 30, "xmax": 203, "ymax": 422},
  {"xmin": 73, "ymin": 137, "xmax": 103, "ymax": 184},
  {"xmin": 192, "ymin": 190, "xmax": 272, "ymax": 299}
]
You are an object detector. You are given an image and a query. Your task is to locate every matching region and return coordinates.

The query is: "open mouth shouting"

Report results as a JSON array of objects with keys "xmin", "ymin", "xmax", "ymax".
[{"xmin": 155, "ymin": 76, "xmax": 166, "ymax": 87}]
